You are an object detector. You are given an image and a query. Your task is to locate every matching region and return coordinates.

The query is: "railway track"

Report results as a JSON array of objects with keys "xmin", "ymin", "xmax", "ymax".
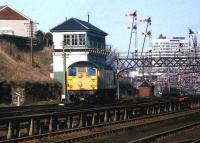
[
  {"xmin": 192, "ymin": 138, "xmax": 200, "ymax": 143},
  {"xmin": 3, "ymin": 108, "xmax": 200, "ymax": 143},
  {"xmin": 0, "ymin": 96, "xmax": 199, "ymax": 142},
  {"xmin": 0, "ymin": 102, "xmax": 119, "ymax": 118},
  {"xmin": 129, "ymin": 121, "xmax": 200, "ymax": 143},
  {"xmin": 0, "ymin": 97, "xmax": 170, "ymax": 118}
]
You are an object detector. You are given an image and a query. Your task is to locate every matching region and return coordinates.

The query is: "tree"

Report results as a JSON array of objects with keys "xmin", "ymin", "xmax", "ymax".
[
  {"xmin": 35, "ymin": 30, "xmax": 45, "ymax": 48},
  {"xmin": 44, "ymin": 32, "xmax": 53, "ymax": 47}
]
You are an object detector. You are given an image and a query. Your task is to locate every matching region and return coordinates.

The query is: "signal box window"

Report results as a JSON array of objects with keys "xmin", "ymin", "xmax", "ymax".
[
  {"xmin": 79, "ymin": 34, "xmax": 85, "ymax": 45},
  {"xmin": 88, "ymin": 68, "xmax": 96, "ymax": 76},
  {"xmin": 71, "ymin": 35, "xmax": 77, "ymax": 45},
  {"xmin": 63, "ymin": 34, "xmax": 85, "ymax": 46},
  {"xmin": 64, "ymin": 35, "xmax": 70, "ymax": 45},
  {"xmin": 69, "ymin": 68, "xmax": 76, "ymax": 76}
]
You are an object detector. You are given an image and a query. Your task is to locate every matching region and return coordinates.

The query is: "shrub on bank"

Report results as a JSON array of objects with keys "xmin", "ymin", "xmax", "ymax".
[
  {"xmin": 24, "ymin": 81, "xmax": 62, "ymax": 103},
  {"xmin": 0, "ymin": 81, "xmax": 62, "ymax": 105},
  {"xmin": 0, "ymin": 81, "xmax": 11, "ymax": 104},
  {"xmin": 119, "ymin": 79, "xmax": 138, "ymax": 97}
]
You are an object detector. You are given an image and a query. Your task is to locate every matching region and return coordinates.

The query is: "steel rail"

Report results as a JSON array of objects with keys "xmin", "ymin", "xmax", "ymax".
[
  {"xmin": 129, "ymin": 121, "xmax": 200, "ymax": 143},
  {"xmin": 0, "ymin": 102, "xmax": 122, "ymax": 118},
  {"xmin": 191, "ymin": 138, "xmax": 200, "ymax": 143}
]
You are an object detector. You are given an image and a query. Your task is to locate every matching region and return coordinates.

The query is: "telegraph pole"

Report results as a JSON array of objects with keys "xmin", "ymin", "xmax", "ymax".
[{"xmin": 30, "ymin": 20, "xmax": 34, "ymax": 66}]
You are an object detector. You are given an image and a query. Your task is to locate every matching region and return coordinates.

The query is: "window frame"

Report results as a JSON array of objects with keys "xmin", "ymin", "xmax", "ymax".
[
  {"xmin": 68, "ymin": 67, "xmax": 77, "ymax": 76},
  {"xmin": 87, "ymin": 67, "xmax": 96, "ymax": 76},
  {"xmin": 78, "ymin": 67, "xmax": 86, "ymax": 73}
]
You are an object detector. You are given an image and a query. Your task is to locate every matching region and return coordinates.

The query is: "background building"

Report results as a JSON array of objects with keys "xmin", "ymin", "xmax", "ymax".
[
  {"xmin": 129, "ymin": 34, "xmax": 200, "ymax": 95},
  {"xmin": 149, "ymin": 35, "xmax": 189, "ymax": 57},
  {"xmin": 0, "ymin": 5, "xmax": 37, "ymax": 37}
]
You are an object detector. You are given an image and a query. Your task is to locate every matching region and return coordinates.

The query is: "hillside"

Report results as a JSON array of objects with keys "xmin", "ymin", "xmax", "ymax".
[{"xmin": 0, "ymin": 40, "xmax": 52, "ymax": 83}]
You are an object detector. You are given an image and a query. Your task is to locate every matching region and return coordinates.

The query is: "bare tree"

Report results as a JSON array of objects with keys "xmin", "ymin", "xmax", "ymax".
[{"xmin": 105, "ymin": 47, "xmax": 117, "ymax": 69}]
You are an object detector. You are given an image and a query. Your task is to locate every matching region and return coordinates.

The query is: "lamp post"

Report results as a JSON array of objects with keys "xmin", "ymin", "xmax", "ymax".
[
  {"xmin": 167, "ymin": 68, "xmax": 170, "ymax": 94},
  {"xmin": 62, "ymin": 43, "xmax": 70, "ymax": 103},
  {"xmin": 116, "ymin": 73, "xmax": 120, "ymax": 100}
]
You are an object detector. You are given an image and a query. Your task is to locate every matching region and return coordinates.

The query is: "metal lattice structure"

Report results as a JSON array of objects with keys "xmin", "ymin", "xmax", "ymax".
[
  {"xmin": 114, "ymin": 51, "xmax": 200, "ymax": 96},
  {"xmin": 115, "ymin": 52, "xmax": 200, "ymax": 72}
]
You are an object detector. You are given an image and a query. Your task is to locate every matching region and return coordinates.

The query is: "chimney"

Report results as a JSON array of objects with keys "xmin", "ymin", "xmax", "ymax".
[{"xmin": 87, "ymin": 13, "xmax": 90, "ymax": 23}]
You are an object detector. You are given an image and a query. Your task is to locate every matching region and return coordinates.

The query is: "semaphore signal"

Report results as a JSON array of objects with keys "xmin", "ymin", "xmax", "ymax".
[
  {"xmin": 125, "ymin": 11, "xmax": 137, "ymax": 17},
  {"xmin": 126, "ymin": 11, "xmax": 152, "ymax": 56},
  {"xmin": 127, "ymin": 25, "xmax": 137, "ymax": 30},
  {"xmin": 126, "ymin": 12, "xmax": 152, "ymax": 79},
  {"xmin": 126, "ymin": 11, "xmax": 137, "ymax": 57},
  {"xmin": 141, "ymin": 31, "xmax": 151, "ymax": 36}
]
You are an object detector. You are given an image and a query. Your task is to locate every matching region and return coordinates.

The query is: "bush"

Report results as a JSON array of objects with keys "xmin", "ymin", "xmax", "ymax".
[
  {"xmin": 119, "ymin": 78, "xmax": 138, "ymax": 96},
  {"xmin": 0, "ymin": 81, "xmax": 11, "ymax": 104},
  {"xmin": 0, "ymin": 81, "xmax": 62, "ymax": 105},
  {"xmin": 24, "ymin": 81, "xmax": 62, "ymax": 103}
]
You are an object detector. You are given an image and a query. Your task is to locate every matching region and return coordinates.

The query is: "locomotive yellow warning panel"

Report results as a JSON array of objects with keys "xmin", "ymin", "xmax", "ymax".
[{"xmin": 67, "ymin": 67, "xmax": 98, "ymax": 90}]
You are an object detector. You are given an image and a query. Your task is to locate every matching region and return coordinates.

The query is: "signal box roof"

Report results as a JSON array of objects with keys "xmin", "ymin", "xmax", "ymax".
[
  {"xmin": 139, "ymin": 81, "xmax": 152, "ymax": 87},
  {"xmin": 50, "ymin": 18, "xmax": 108, "ymax": 36}
]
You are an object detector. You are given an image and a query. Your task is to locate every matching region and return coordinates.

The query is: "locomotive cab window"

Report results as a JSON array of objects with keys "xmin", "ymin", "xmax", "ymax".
[
  {"xmin": 78, "ymin": 67, "xmax": 86, "ymax": 72},
  {"xmin": 68, "ymin": 68, "xmax": 76, "ymax": 76},
  {"xmin": 88, "ymin": 68, "xmax": 96, "ymax": 76}
]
